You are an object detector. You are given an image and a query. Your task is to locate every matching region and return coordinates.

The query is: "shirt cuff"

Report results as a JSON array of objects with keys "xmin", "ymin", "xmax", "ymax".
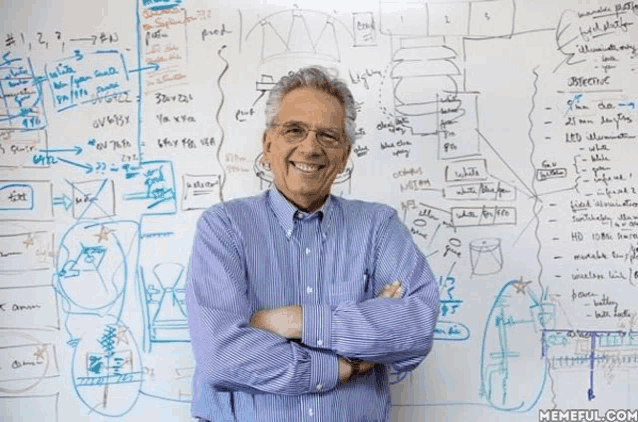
[
  {"xmin": 302, "ymin": 304, "xmax": 332, "ymax": 350},
  {"xmin": 306, "ymin": 347, "xmax": 339, "ymax": 394}
]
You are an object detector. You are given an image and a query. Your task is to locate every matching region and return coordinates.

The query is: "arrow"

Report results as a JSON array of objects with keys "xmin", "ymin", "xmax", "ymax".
[
  {"xmin": 40, "ymin": 146, "xmax": 83, "ymax": 155},
  {"xmin": 57, "ymin": 157, "xmax": 93, "ymax": 173},
  {"xmin": 53, "ymin": 194, "xmax": 73, "ymax": 210},
  {"xmin": 129, "ymin": 63, "xmax": 159, "ymax": 73}
]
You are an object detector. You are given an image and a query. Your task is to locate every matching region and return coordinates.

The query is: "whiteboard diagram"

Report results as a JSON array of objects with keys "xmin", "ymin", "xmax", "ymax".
[{"xmin": 1, "ymin": 0, "xmax": 637, "ymax": 420}]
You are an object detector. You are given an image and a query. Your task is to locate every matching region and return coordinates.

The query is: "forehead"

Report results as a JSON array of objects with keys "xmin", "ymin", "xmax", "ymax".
[{"xmin": 276, "ymin": 87, "xmax": 344, "ymax": 128}]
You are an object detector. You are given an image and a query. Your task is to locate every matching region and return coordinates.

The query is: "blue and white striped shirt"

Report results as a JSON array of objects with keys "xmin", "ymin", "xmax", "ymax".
[{"xmin": 186, "ymin": 188, "xmax": 439, "ymax": 421}]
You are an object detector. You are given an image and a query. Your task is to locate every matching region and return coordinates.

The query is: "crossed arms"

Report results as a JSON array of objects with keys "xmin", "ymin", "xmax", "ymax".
[
  {"xmin": 249, "ymin": 281, "xmax": 405, "ymax": 382},
  {"xmin": 186, "ymin": 206, "xmax": 440, "ymax": 395}
]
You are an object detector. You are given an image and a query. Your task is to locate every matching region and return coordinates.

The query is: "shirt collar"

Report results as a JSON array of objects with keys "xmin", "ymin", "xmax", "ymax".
[{"xmin": 267, "ymin": 187, "xmax": 335, "ymax": 240}]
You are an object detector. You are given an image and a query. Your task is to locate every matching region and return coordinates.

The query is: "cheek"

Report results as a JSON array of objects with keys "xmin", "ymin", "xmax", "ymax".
[
  {"xmin": 336, "ymin": 155, "xmax": 348, "ymax": 172},
  {"xmin": 264, "ymin": 145, "xmax": 286, "ymax": 164},
  {"xmin": 273, "ymin": 143, "xmax": 291, "ymax": 156}
]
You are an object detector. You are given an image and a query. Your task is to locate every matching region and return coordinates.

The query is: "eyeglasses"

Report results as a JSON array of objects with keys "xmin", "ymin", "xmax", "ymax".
[{"xmin": 271, "ymin": 122, "xmax": 346, "ymax": 148}]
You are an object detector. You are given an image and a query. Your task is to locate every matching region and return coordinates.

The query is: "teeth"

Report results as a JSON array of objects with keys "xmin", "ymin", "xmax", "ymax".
[{"xmin": 294, "ymin": 162, "xmax": 320, "ymax": 172}]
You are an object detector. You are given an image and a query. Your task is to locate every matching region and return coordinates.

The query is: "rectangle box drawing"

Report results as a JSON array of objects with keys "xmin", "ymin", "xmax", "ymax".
[
  {"xmin": 71, "ymin": 179, "xmax": 115, "ymax": 220},
  {"xmin": 0, "ymin": 343, "xmax": 60, "ymax": 384},
  {"xmin": 0, "ymin": 231, "xmax": 54, "ymax": 272},
  {"xmin": 444, "ymin": 181, "xmax": 517, "ymax": 201},
  {"xmin": 121, "ymin": 161, "xmax": 177, "ymax": 216},
  {"xmin": 0, "ymin": 130, "xmax": 50, "ymax": 169},
  {"xmin": 353, "ymin": 12, "xmax": 377, "ymax": 46},
  {"xmin": 45, "ymin": 51, "xmax": 130, "ymax": 112},
  {"xmin": 451, "ymin": 206, "xmax": 517, "ymax": 227},
  {"xmin": 445, "ymin": 158, "xmax": 488, "ymax": 182},
  {"xmin": 0, "ymin": 285, "xmax": 60, "ymax": 330},
  {"xmin": 536, "ymin": 167, "xmax": 568, "ymax": 181},
  {"xmin": 0, "ymin": 180, "xmax": 53, "ymax": 221},
  {"xmin": 0, "ymin": 184, "xmax": 34, "ymax": 210},
  {"xmin": 0, "ymin": 54, "xmax": 48, "ymax": 131},
  {"xmin": 181, "ymin": 174, "xmax": 221, "ymax": 211},
  {"xmin": 380, "ymin": 1, "xmax": 429, "ymax": 37}
]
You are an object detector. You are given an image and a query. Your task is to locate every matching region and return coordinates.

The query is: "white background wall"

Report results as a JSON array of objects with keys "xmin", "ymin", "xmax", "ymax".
[{"xmin": 1, "ymin": 0, "xmax": 637, "ymax": 420}]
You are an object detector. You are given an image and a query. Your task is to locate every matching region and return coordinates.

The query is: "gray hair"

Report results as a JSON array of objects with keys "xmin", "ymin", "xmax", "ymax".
[{"xmin": 265, "ymin": 66, "xmax": 357, "ymax": 146}]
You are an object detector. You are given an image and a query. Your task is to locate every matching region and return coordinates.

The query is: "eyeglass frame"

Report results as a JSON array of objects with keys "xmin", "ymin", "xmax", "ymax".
[{"xmin": 268, "ymin": 121, "xmax": 349, "ymax": 149}]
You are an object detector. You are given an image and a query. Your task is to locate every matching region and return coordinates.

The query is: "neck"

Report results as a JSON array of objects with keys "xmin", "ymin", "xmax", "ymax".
[{"xmin": 275, "ymin": 188, "xmax": 327, "ymax": 213}]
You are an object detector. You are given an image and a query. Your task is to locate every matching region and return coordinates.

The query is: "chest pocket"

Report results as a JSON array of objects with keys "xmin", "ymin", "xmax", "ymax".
[{"xmin": 329, "ymin": 272, "xmax": 371, "ymax": 306}]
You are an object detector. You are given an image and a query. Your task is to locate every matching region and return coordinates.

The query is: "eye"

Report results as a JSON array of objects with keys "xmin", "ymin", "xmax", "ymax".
[
  {"xmin": 283, "ymin": 125, "xmax": 304, "ymax": 135},
  {"xmin": 320, "ymin": 132, "xmax": 340, "ymax": 144}
]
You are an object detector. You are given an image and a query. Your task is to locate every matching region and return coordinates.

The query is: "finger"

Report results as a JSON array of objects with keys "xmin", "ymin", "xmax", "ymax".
[
  {"xmin": 359, "ymin": 362, "xmax": 375, "ymax": 373},
  {"xmin": 386, "ymin": 281, "xmax": 401, "ymax": 298},
  {"xmin": 378, "ymin": 281, "xmax": 402, "ymax": 299},
  {"xmin": 391, "ymin": 286, "xmax": 404, "ymax": 299},
  {"xmin": 377, "ymin": 283, "xmax": 393, "ymax": 298}
]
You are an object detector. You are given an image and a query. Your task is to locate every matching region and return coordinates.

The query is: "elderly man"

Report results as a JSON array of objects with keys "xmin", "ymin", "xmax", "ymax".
[{"xmin": 186, "ymin": 66, "xmax": 439, "ymax": 421}]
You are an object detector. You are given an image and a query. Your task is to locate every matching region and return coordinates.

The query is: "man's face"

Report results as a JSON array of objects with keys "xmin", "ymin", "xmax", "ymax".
[{"xmin": 263, "ymin": 87, "xmax": 351, "ymax": 212}]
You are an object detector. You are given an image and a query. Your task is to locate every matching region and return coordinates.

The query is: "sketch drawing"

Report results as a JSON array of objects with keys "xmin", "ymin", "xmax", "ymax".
[{"xmin": 0, "ymin": 0, "xmax": 637, "ymax": 419}]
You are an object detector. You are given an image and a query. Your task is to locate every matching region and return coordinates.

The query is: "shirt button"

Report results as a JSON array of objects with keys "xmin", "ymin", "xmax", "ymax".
[
  {"xmin": 306, "ymin": 286, "xmax": 313, "ymax": 294},
  {"xmin": 308, "ymin": 408, "xmax": 314, "ymax": 416},
  {"xmin": 287, "ymin": 229, "xmax": 292, "ymax": 237},
  {"xmin": 316, "ymin": 339, "xmax": 323, "ymax": 346},
  {"xmin": 305, "ymin": 247, "xmax": 311, "ymax": 255},
  {"xmin": 316, "ymin": 383, "xmax": 323, "ymax": 391}
]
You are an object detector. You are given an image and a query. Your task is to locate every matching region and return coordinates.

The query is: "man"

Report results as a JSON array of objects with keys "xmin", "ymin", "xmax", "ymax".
[{"xmin": 186, "ymin": 66, "xmax": 439, "ymax": 421}]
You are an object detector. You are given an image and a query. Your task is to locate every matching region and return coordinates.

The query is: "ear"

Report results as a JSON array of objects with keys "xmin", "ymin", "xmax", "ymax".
[{"xmin": 262, "ymin": 130, "xmax": 271, "ymax": 153}]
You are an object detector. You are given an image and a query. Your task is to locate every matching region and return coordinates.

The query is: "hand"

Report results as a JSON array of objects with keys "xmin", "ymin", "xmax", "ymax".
[
  {"xmin": 338, "ymin": 358, "xmax": 376, "ymax": 383},
  {"xmin": 251, "ymin": 283, "xmax": 401, "ymax": 382},
  {"xmin": 378, "ymin": 280, "xmax": 403, "ymax": 299},
  {"xmin": 249, "ymin": 305, "xmax": 302, "ymax": 339}
]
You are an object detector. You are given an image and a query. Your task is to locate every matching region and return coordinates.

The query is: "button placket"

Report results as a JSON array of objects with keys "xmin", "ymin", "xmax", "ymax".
[{"xmin": 299, "ymin": 217, "xmax": 321, "ymax": 303}]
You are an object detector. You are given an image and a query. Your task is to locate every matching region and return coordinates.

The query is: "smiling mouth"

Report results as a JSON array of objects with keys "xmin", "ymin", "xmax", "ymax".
[{"xmin": 291, "ymin": 161, "xmax": 323, "ymax": 173}]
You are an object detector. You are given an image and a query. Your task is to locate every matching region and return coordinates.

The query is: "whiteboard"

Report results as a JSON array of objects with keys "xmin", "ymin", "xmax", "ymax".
[{"xmin": 1, "ymin": 0, "xmax": 637, "ymax": 420}]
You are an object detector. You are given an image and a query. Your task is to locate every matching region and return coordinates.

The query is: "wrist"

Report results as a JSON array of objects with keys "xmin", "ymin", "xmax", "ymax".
[
  {"xmin": 289, "ymin": 305, "xmax": 302, "ymax": 339},
  {"xmin": 338, "ymin": 358, "xmax": 353, "ymax": 383},
  {"xmin": 347, "ymin": 358, "xmax": 364, "ymax": 379}
]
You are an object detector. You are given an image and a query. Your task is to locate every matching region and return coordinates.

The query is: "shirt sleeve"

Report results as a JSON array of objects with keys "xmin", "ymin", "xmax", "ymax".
[
  {"xmin": 302, "ymin": 208, "xmax": 440, "ymax": 366},
  {"xmin": 186, "ymin": 206, "xmax": 339, "ymax": 396}
]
